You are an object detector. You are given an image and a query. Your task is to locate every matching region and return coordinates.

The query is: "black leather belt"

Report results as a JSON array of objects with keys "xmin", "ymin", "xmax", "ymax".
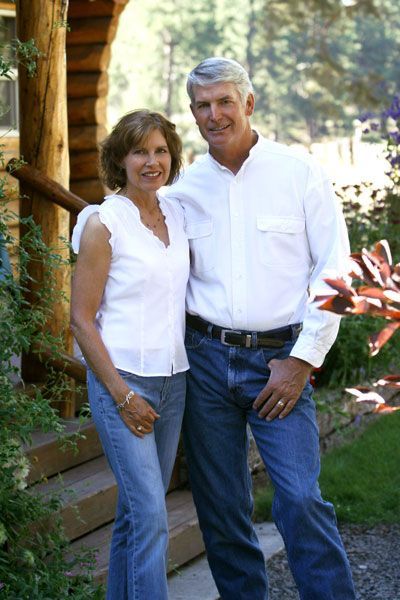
[{"xmin": 186, "ymin": 313, "xmax": 302, "ymax": 349}]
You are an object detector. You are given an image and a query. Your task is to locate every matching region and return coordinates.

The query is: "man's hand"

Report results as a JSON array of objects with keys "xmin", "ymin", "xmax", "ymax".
[{"xmin": 253, "ymin": 356, "xmax": 313, "ymax": 420}]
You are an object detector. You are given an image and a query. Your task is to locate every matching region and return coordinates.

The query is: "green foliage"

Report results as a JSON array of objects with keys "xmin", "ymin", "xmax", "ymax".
[
  {"xmin": 109, "ymin": 0, "xmax": 400, "ymax": 146},
  {"xmin": 0, "ymin": 42, "xmax": 102, "ymax": 599},
  {"xmin": 0, "ymin": 209, "xmax": 103, "ymax": 599},
  {"xmin": 319, "ymin": 410, "xmax": 400, "ymax": 524},
  {"xmin": 254, "ymin": 411, "xmax": 400, "ymax": 524},
  {"xmin": 313, "ymin": 181, "xmax": 400, "ymax": 388}
]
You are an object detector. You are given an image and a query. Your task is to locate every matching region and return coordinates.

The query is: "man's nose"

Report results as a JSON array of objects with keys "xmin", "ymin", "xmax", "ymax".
[{"xmin": 209, "ymin": 104, "xmax": 221, "ymax": 121}]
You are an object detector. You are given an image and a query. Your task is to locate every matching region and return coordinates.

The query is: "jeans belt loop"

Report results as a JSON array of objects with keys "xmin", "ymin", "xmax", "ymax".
[
  {"xmin": 251, "ymin": 332, "xmax": 258, "ymax": 349},
  {"xmin": 206, "ymin": 323, "xmax": 214, "ymax": 339}
]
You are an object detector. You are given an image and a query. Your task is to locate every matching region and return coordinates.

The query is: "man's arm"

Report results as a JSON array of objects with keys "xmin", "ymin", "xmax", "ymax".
[{"xmin": 253, "ymin": 160, "xmax": 349, "ymax": 420}]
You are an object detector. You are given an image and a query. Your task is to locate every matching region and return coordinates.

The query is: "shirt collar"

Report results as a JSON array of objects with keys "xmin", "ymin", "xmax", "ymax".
[{"xmin": 206, "ymin": 129, "xmax": 265, "ymax": 173}]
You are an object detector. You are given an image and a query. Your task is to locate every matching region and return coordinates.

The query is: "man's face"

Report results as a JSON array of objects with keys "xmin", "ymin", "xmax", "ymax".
[{"xmin": 190, "ymin": 82, "xmax": 254, "ymax": 152}]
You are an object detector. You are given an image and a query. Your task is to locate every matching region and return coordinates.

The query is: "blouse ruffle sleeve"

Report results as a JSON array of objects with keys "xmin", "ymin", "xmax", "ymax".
[
  {"xmin": 71, "ymin": 201, "xmax": 119, "ymax": 254},
  {"xmin": 71, "ymin": 204, "xmax": 101, "ymax": 253}
]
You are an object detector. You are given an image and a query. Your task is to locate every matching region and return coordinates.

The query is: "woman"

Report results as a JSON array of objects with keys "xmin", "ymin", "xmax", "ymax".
[{"xmin": 70, "ymin": 110, "xmax": 189, "ymax": 600}]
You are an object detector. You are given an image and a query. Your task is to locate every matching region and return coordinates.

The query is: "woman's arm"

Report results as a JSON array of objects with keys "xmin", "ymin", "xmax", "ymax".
[{"xmin": 70, "ymin": 213, "xmax": 159, "ymax": 437}]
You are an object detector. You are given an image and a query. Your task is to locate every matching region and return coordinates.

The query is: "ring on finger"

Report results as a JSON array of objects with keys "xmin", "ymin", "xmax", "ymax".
[
  {"xmin": 136, "ymin": 425, "xmax": 143, "ymax": 432},
  {"xmin": 276, "ymin": 400, "xmax": 285, "ymax": 408}
]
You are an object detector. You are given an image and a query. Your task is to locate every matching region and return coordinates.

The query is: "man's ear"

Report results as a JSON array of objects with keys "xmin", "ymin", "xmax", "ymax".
[
  {"xmin": 190, "ymin": 104, "xmax": 199, "ymax": 125},
  {"xmin": 245, "ymin": 93, "xmax": 255, "ymax": 117}
]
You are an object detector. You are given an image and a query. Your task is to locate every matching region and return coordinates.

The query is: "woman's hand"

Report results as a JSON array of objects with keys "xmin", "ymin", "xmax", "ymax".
[{"xmin": 119, "ymin": 393, "xmax": 160, "ymax": 438}]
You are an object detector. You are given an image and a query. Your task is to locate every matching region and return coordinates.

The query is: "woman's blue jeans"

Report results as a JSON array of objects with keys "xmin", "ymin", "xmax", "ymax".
[
  {"xmin": 183, "ymin": 327, "xmax": 356, "ymax": 600},
  {"xmin": 87, "ymin": 368, "xmax": 186, "ymax": 600}
]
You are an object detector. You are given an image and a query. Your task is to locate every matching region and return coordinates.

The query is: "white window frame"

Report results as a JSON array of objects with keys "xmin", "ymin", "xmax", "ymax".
[{"xmin": 0, "ymin": 8, "xmax": 18, "ymax": 134}]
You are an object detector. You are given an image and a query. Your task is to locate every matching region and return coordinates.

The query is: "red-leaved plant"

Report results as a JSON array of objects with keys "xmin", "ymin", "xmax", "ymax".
[{"xmin": 315, "ymin": 240, "xmax": 400, "ymax": 412}]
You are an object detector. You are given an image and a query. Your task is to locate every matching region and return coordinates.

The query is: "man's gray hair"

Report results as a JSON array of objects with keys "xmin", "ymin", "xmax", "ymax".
[{"xmin": 187, "ymin": 57, "xmax": 254, "ymax": 105}]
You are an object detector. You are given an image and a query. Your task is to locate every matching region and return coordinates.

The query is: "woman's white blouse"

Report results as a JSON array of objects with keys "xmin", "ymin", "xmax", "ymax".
[{"xmin": 72, "ymin": 194, "xmax": 190, "ymax": 376}]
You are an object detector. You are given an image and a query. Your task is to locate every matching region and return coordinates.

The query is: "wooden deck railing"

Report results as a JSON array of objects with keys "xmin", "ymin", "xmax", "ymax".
[
  {"xmin": 7, "ymin": 160, "xmax": 88, "ymax": 215},
  {"xmin": 7, "ymin": 159, "xmax": 91, "ymax": 414}
]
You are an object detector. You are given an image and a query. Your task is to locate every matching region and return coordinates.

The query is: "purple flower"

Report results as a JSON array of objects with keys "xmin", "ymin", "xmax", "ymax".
[
  {"xmin": 388, "ymin": 130, "xmax": 400, "ymax": 145},
  {"xmin": 384, "ymin": 95, "xmax": 400, "ymax": 120},
  {"xmin": 358, "ymin": 111, "xmax": 375, "ymax": 123}
]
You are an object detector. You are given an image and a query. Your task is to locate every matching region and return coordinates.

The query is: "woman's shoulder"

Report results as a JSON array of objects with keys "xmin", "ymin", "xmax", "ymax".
[
  {"xmin": 72, "ymin": 195, "xmax": 127, "ymax": 253},
  {"xmin": 158, "ymin": 192, "xmax": 184, "ymax": 220}
]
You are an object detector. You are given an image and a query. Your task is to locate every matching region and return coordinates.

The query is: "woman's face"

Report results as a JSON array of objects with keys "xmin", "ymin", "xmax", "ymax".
[{"xmin": 121, "ymin": 128, "xmax": 172, "ymax": 199}]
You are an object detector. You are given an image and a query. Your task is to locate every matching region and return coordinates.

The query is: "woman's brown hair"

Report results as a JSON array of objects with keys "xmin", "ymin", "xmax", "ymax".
[{"xmin": 99, "ymin": 109, "xmax": 183, "ymax": 190}]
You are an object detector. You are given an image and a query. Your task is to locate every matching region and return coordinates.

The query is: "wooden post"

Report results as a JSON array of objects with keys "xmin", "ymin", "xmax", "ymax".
[{"xmin": 17, "ymin": 0, "xmax": 74, "ymax": 417}]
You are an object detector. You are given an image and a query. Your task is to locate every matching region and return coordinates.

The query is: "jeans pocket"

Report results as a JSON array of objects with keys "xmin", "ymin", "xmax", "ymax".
[
  {"xmin": 185, "ymin": 327, "xmax": 207, "ymax": 350},
  {"xmin": 116, "ymin": 368, "xmax": 134, "ymax": 380}
]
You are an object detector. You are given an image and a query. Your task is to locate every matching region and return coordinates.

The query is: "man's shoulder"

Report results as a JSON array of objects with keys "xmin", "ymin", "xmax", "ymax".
[{"xmin": 257, "ymin": 136, "xmax": 314, "ymax": 167}]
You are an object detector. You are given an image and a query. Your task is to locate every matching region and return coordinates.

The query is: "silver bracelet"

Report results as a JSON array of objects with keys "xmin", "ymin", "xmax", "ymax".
[{"xmin": 117, "ymin": 389, "xmax": 135, "ymax": 411}]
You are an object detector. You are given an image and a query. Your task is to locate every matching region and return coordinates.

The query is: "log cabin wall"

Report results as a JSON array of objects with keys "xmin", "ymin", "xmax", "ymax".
[
  {"xmin": 67, "ymin": 0, "xmax": 129, "ymax": 204},
  {"xmin": 2, "ymin": 0, "xmax": 130, "ymax": 256}
]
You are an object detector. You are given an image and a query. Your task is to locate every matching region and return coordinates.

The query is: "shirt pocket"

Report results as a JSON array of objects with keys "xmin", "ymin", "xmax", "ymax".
[
  {"xmin": 256, "ymin": 216, "xmax": 307, "ymax": 267},
  {"xmin": 185, "ymin": 219, "xmax": 215, "ymax": 275}
]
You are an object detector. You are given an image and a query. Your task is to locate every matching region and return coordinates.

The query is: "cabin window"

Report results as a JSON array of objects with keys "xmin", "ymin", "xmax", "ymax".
[{"xmin": 0, "ymin": 12, "xmax": 18, "ymax": 132}]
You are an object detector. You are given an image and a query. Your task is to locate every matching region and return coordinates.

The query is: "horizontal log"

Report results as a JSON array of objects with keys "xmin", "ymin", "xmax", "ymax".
[
  {"xmin": 70, "ymin": 178, "xmax": 106, "ymax": 204},
  {"xmin": 70, "ymin": 150, "xmax": 100, "ymax": 180},
  {"xmin": 67, "ymin": 71, "xmax": 108, "ymax": 98},
  {"xmin": 67, "ymin": 0, "xmax": 128, "ymax": 18},
  {"xmin": 0, "ymin": 1, "xmax": 15, "ymax": 12},
  {"xmin": 67, "ymin": 16, "xmax": 119, "ymax": 46},
  {"xmin": 7, "ymin": 160, "xmax": 88, "ymax": 214},
  {"xmin": 67, "ymin": 44, "xmax": 111, "ymax": 73},
  {"xmin": 35, "ymin": 346, "xmax": 87, "ymax": 383},
  {"xmin": 68, "ymin": 124, "xmax": 108, "ymax": 151},
  {"xmin": 68, "ymin": 96, "xmax": 107, "ymax": 125}
]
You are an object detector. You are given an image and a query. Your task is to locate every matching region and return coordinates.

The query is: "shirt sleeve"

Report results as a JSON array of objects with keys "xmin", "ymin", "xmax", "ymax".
[
  {"xmin": 289, "ymin": 161, "xmax": 350, "ymax": 368},
  {"xmin": 71, "ymin": 201, "xmax": 118, "ymax": 254},
  {"xmin": 71, "ymin": 204, "xmax": 101, "ymax": 253}
]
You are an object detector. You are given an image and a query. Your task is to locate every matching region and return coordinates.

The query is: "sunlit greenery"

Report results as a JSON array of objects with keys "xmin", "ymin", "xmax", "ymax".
[{"xmin": 254, "ymin": 411, "xmax": 400, "ymax": 524}]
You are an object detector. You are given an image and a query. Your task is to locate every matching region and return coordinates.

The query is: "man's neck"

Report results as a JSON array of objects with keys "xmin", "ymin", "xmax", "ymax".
[{"xmin": 209, "ymin": 129, "xmax": 258, "ymax": 175}]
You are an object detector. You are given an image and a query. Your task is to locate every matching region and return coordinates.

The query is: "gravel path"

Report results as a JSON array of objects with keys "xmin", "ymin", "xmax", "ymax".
[{"xmin": 266, "ymin": 523, "xmax": 400, "ymax": 600}]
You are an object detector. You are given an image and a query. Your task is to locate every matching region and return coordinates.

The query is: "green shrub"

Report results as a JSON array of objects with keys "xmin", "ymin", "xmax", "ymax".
[{"xmin": 314, "ymin": 182, "xmax": 400, "ymax": 388}]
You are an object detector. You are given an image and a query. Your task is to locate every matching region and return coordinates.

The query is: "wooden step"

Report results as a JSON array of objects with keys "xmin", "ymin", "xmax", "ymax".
[
  {"xmin": 25, "ymin": 419, "xmax": 103, "ymax": 485},
  {"xmin": 32, "ymin": 440, "xmax": 184, "ymax": 540},
  {"xmin": 34, "ymin": 455, "xmax": 117, "ymax": 540},
  {"xmin": 67, "ymin": 489, "xmax": 205, "ymax": 585}
]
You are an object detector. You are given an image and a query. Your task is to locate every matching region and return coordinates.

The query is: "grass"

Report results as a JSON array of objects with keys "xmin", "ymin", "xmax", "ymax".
[{"xmin": 253, "ymin": 410, "xmax": 400, "ymax": 525}]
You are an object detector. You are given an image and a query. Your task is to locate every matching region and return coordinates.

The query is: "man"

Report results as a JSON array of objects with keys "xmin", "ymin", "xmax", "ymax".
[{"xmin": 167, "ymin": 57, "xmax": 356, "ymax": 599}]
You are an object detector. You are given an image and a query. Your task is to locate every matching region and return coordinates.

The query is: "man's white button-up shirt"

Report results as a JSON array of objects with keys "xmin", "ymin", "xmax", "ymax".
[{"xmin": 166, "ymin": 134, "xmax": 350, "ymax": 368}]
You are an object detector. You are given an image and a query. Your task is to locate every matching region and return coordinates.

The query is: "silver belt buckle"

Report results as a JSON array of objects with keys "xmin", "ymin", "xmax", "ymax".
[
  {"xmin": 220, "ymin": 329, "xmax": 241, "ymax": 346},
  {"xmin": 220, "ymin": 329, "xmax": 252, "ymax": 348}
]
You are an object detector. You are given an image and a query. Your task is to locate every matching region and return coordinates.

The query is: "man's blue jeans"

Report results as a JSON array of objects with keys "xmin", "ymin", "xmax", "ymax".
[
  {"xmin": 87, "ymin": 368, "xmax": 186, "ymax": 600},
  {"xmin": 183, "ymin": 326, "xmax": 356, "ymax": 600}
]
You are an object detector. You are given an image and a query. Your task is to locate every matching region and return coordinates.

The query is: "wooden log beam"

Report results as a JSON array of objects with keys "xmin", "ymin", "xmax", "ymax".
[
  {"xmin": 68, "ymin": 124, "xmax": 108, "ymax": 151},
  {"xmin": 16, "ymin": 0, "xmax": 74, "ymax": 415},
  {"xmin": 70, "ymin": 150, "xmax": 100, "ymax": 181},
  {"xmin": 68, "ymin": 96, "xmax": 107, "ymax": 126},
  {"xmin": 67, "ymin": 44, "xmax": 111, "ymax": 72},
  {"xmin": 7, "ymin": 160, "xmax": 88, "ymax": 214},
  {"xmin": 70, "ymin": 179, "xmax": 106, "ymax": 204},
  {"xmin": 67, "ymin": 0, "xmax": 128, "ymax": 19},
  {"xmin": 67, "ymin": 16, "xmax": 120, "ymax": 46},
  {"xmin": 67, "ymin": 71, "xmax": 108, "ymax": 98},
  {"xmin": 35, "ymin": 346, "xmax": 87, "ymax": 384}
]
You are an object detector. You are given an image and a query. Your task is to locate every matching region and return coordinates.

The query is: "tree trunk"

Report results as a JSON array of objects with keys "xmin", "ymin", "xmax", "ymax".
[{"xmin": 17, "ymin": 0, "xmax": 74, "ymax": 416}]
